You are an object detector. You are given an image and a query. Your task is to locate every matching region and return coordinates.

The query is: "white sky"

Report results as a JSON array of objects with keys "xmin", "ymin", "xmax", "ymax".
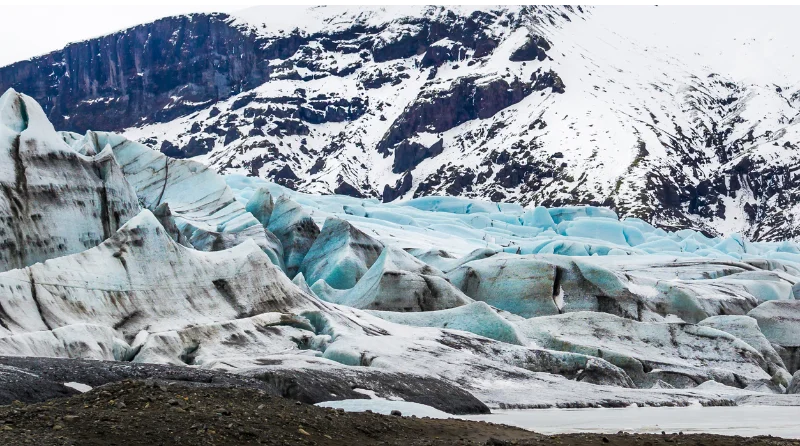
[{"xmin": 0, "ymin": 5, "xmax": 241, "ymax": 67}]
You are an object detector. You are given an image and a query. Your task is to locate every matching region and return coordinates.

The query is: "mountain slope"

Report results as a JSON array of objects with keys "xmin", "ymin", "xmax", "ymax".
[{"xmin": 3, "ymin": 6, "xmax": 800, "ymax": 241}]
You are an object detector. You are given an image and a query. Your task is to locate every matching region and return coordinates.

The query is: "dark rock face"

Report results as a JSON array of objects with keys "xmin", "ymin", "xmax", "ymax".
[
  {"xmin": 269, "ymin": 119, "xmax": 310, "ymax": 137},
  {"xmin": 178, "ymin": 137, "xmax": 216, "ymax": 157},
  {"xmin": 377, "ymin": 75, "xmax": 534, "ymax": 155},
  {"xmin": 0, "ymin": 13, "xmax": 298, "ymax": 133},
  {"xmin": 358, "ymin": 67, "xmax": 410, "ymax": 89},
  {"xmin": 370, "ymin": 10, "xmax": 505, "ymax": 64},
  {"xmin": 299, "ymin": 96, "xmax": 368, "ymax": 124},
  {"xmin": 509, "ymin": 34, "xmax": 551, "ymax": 62},
  {"xmin": 383, "ymin": 173, "xmax": 414, "ymax": 202},
  {"xmin": 392, "ymin": 139, "xmax": 445, "ymax": 173},
  {"xmin": 414, "ymin": 166, "xmax": 477, "ymax": 198},
  {"xmin": 334, "ymin": 181, "xmax": 366, "ymax": 198},
  {"xmin": 271, "ymin": 165, "xmax": 300, "ymax": 190},
  {"xmin": 531, "ymin": 69, "xmax": 566, "ymax": 94},
  {"xmin": 421, "ymin": 41, "xmax": 466, "ymax": 68}
]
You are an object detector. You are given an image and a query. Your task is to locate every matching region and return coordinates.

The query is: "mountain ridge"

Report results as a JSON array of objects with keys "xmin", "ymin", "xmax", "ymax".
[{"xmin": 2, "ymin": 6, "xmax": 800, "ymax": 241}]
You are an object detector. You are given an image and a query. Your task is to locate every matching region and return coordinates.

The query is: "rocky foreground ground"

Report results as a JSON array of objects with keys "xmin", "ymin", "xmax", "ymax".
[{"xmin": 0, "ymin": 380, "xmax": 796, "ymax": 446}]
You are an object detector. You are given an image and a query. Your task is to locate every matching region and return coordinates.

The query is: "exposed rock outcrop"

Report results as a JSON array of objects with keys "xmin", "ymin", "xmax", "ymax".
[
  {"xmin": 508, "ymin": 33, "xmax": 551, "ymax": 62},
  {"xmin": 0, "ymin": 14, "xmax": 290, "ymax": 133},
  {"xmin": 377, "ymin": 74, "xmax": 535, "ymax": 156}
]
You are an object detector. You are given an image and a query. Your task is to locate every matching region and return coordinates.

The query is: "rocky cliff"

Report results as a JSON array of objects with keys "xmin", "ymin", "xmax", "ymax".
[{"xmin": 0, "ymin": 13, "xmax": 291, "ymax": 133}]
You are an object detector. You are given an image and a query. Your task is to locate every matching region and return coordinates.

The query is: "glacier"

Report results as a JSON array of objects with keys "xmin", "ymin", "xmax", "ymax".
[{"xmin": 0, "ymin": 90, "xmax": 799, "ymax": 411}]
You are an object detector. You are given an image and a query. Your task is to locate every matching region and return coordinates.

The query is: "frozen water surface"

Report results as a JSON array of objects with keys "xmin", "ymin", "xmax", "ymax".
[
  {"xmin": 316, "ymin": 399, "xmax": 453, "ymax": 419},
  {"xmin": 463, "ymin": 406, "xmax": 800, "ymax": 438},
  {"xmin": 315, "ymin": 401, "xmax": 800, "ymax": 438}
]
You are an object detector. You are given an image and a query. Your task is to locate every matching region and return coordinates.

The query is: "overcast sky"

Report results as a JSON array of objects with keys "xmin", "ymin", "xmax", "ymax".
[{"xmin": 0, "ymin": 5, "xmax": 241, "ymax": 67}]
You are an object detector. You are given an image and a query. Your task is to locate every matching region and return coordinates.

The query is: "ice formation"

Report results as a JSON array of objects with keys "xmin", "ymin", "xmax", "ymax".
[
  {"xmin": 0, "ymin": 210, "xmax": 315, "ymax": 341},
  {"xmin": 267, "ymin": 195, "xmax": 320, "ymax": 277},
  {"xmin": 0, "ymin": 89, "xmax": 140, "ymax": 272},
  {"xmin": 518, "ymin": 312, "xmax": 777, "ymax": 389},
  {"xmin": 300, "ymin": 217, "xmax": 384, "ymax": 289},
  {"xmin": 369, "ymin": 302, "xmax": 525, "ymax": 345},
  {"xmin": 0, "ymin": 91, "xmax": 799, "ymax": 410},
  {"xmin": 748, "ymin": 301, "xmax": 800, "ymax": 373},
  {"xmin": 321, "ymin": 246, "xmax": 472, "ymax": 311},
  {"xmin": 59, "ymin": 130, "xmax": 287, "ymax": 270}
]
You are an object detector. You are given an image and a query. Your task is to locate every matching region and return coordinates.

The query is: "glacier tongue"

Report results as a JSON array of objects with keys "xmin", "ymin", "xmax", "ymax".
[
  {"xmin": 0, "ymin": 92, "xmax": 799, "ymax": 410},
  {"xmin": 517, "ymin": 311, "xmax": 773, "ymax": 389}
]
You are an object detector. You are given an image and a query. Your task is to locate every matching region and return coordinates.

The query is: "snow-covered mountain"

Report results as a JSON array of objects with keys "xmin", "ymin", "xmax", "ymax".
[{"xmin": 3, "ymin": 6, "xmax": 800, "ymax": 242}]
